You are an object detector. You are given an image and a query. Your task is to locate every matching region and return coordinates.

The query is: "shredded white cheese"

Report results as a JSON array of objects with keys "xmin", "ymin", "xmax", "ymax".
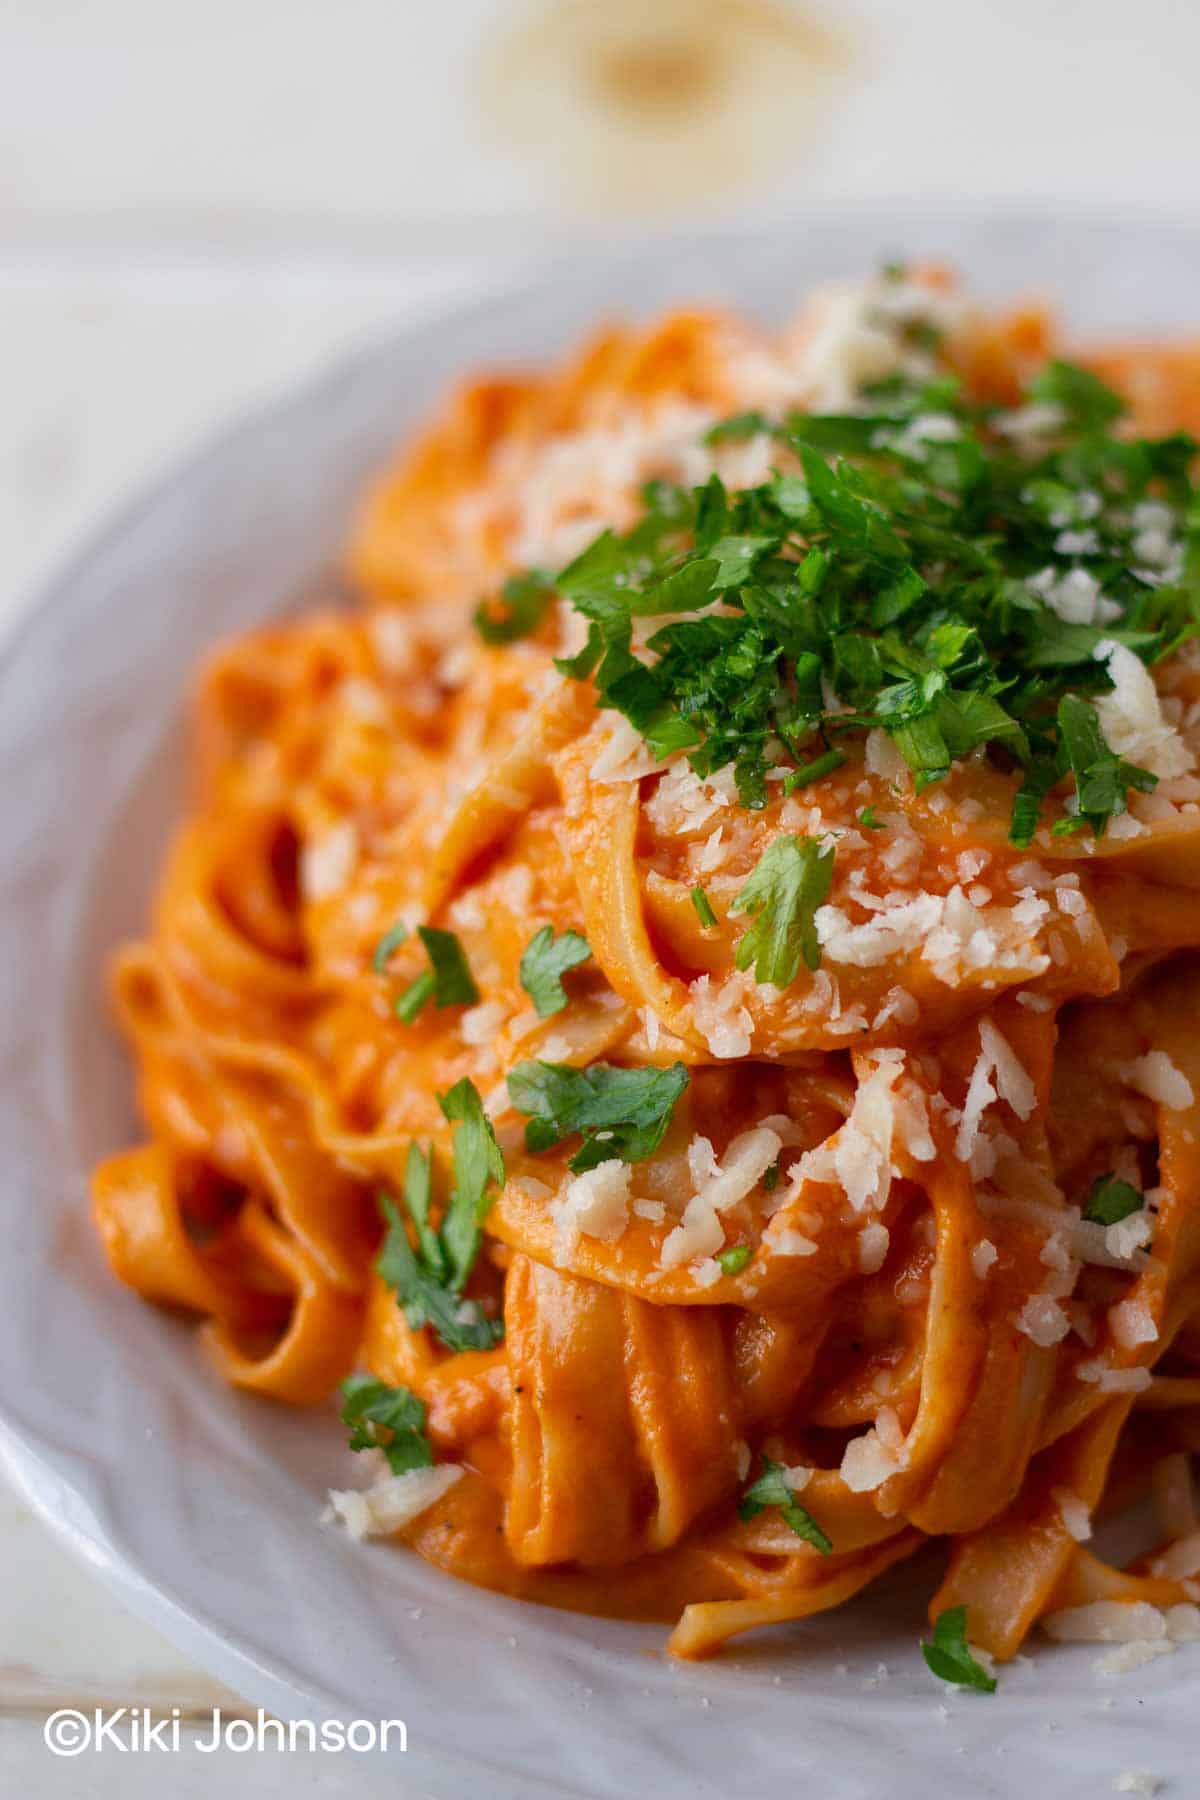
[
  {"xmin": 1094, "ymin": 638, "xmax": 1195, "ymax": 779},
  {"xmin": 1119, "ymin": 1050, "xmax": 1195, "ymax": 1113},
  {"xmin": 301, "ymin": 821, "xmax": 359, "ymax": 901},
  {"xmin": 324, "ymin": 1465, "xmax": 463, "ymax": 1539},
  {"xmin": 787, "ymin": 1049, "xmax": 932, "ymax": 1217},
  {"xmin": 553, "ymin": 1160, "xmax": 632, "ymax": 1258},
  {"xmin": 1051, "ymin": 1486, "xmax": 1093, "ymax": 1542},
  {"xmin": 840, "ymin": 1406, "xmax": 908, "ymax": 1492}
]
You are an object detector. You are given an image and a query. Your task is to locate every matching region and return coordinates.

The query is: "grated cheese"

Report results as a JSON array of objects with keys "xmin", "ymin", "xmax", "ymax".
[
  {"xmin": 324, "ymin": 1465, "xmax": 463, "ymax": 1540},
  {"xmin": 1051, "ymin": 1486, "xmax": 1093, "ymax": 1542},
  {"xmin": 660, "ymin": 1126, "xmax": 782, "ymax": 1270},
  {"xmin": 1094, "ymin": 638, "xmax": 1195, "ymax": 779},
  {"xmin": 1108, "ymin": 1298, "xmax": 1158, "ymax": 1350},
  {"xmin": 1015, "ymin": 1295, "xmax": 1072, "ymax": 1347},
  {"xmin": 1118, "ymin": 1050, "xmax": 1195, "ymax": 1113},
  {"xmin": 1076, "ymin": 1360, "xmax": 1153, "ymax": 1394},
  {"xmin": 787, "ymin": 1048, "xmax": 932, "ymax": 1216},
  {"xmin": 301, "ymin": 821, "xmax": 359, "ymax": 901},
  {"xmin": 971, "ymin": 1239, "xmax": 998, "ymax": 1280},
  {"xmin": 857, "ymin": 1222, "xmax": 891, "ymax": 1274},
  {"xmin": 840, "ymin": 1406, "xmax": 909, "ymax": 1493},
  {"xmin": 1150, "ymin": 1530, "xmax": 1200, "ymax": 1582},
  {"xmin": 769, "ymin": 1226, "xmax": 819, "ymax": 1257},
  {"xmin": 589, "ymin": 717, "xmax": 663, "ymax": 784},
  {"xmin": 689, "ymin": 971, "xmax": 755, "ymax": 1060},
  {"xmin": 554, "ymin": 1160, "xmax": 632, "ymax": 1258},
  {"xmin": 955, "ymin": 1018, "xmax": 1036, "ymax": 1162},
  {"xmin": 816, "ymin": 884, "xmax": 1051, "ymax": 988},
  {"xmin": 460, "ymin": 1000, "xmax": 506, "ymax": 1047}
]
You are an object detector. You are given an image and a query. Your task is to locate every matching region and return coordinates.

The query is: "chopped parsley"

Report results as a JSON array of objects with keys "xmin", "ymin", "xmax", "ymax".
[
  {"xmin": 438, "ymin": 1077, "xmax": 507, "ymax": 1293},
  {"xmin": 519, "ymin": 925, "xmax": 592, "ymax": 1018},
  {"xmin": 1052, "ymin": 694, "xmax": 1156, "ymax": 838},
  {"xmin": 1084, "ymin": 1171, "xmax": 1144, "ymax": 1226},
  {"xmin": 516, "ymin": 359, "xmax": 1198, "ymax": 841},
  {"xmin": 690, "ymin": 885, "xmax": 718, "ymax": 929},
  {"xmin": 738, "ymin": 1456, "xmax": 832, "ymax": 1555},
  {"xmin": 506, "ymin": 1059, "xmax": 689, "ymax": 1173},
  {"xmin": 395, "ymin": 926, "xmax": 480, "ymax": 1023},
  {"xmin": 474, "ymin": 569, "xmax": 555, "ymax": 644},
  {"xmin": 339, "ymin": 1373, "xmax": 433, "ymax": 1474},
  {"xmin": 716, "ymin": 1243, "xmax": 752, "ymax": 1275},
  {"xmin": 921, "ymin": 1606, "xmax": 997, "ymax": 1693},
  {"xmin": 858, "ymin": 805, "xmax": 884, "ymax": 829},
  {"xmin": 730, "ymin": 835, "xmax": 835, "ymax": 984},
  {"xmin": 375, "ymin": 1082, "xmax": 505, "ymax": 1352},
  {"xmin": 372, "ymin": 919, "xmax": 409, "ymax": 974},
  {"xmin": 782, "ymin": 746, "xmax": 847, "ymax": 794}
]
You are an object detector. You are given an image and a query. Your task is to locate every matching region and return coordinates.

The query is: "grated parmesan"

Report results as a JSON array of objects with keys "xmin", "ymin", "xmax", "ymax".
[
  {"xmin": 324, "ymin": 1465, "xmax": 463, "ymax": 1540},
  {"xmin": 1118, "ymin": 1050, "xmax": 1195, "ymax": 1113},
  {"xmin": 301, "ymin": 821, "xmax": 359, "ymax": 901},
  {"xmin": 1051, "ymin": 1486, "xmax": 1093, "ymax": 1542},
  {"xmin": 553, "ymin": 1160, "xmax": 631, "ymax": 1258},
  {"xmin": 1094, "ymin": 638, "xmax": 1195, "ymax": 779}
]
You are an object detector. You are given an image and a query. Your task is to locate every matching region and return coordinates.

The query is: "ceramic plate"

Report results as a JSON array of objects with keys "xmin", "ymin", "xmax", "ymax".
[{"xmin": 1, "ymin": 212, "xmax": 1197, "ymax": 1798}]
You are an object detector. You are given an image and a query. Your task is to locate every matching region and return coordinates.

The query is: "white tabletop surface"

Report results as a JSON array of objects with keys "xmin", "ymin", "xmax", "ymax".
[{"xmin": 4, "ymin": 2, "xmax": 1200, "ymax": 1793}]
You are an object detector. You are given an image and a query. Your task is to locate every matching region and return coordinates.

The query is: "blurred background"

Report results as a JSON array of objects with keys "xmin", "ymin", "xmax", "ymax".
[
  {"xmin": 7, "ymin": 0, "xmax": 1200, "ymax": 607},
  {"xmin": 2, "ymin": 0, "xmax": 1199, "ymax": 1787}
]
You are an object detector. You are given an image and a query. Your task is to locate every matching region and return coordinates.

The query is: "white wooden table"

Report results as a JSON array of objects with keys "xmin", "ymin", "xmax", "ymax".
[{"xmin": 4, "ymin": 2, "xmax": 1200, "ymax": 1790}]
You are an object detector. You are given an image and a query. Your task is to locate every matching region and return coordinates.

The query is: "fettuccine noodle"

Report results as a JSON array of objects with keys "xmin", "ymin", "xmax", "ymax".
[{"xmin": 93, "ymin": 269, "xmax": 1200, "ymax": 1669}]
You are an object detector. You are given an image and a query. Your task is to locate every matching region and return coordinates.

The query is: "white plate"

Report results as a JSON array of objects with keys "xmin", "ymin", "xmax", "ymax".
[{"xmin": 1, "ymin": 212, "xmax": 1197, "ymax": 1798}]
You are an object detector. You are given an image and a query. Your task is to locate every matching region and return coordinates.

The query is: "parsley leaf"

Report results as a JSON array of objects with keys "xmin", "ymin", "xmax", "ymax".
[
  {"xmin": 474, "ymin": 569, "xmax": 555, "ymax": 644},
  {"xmin": 339, "ymin": 1373, "xmax": 433, "ymax": 1475},
  {"xmin": 507, "ymin": 1060, "xmax": 689, "ymax": 1173},
  {"xmin": 717, "ymin": 1244, "xmax": 751, "ymax": 1275},
  {"xmin": 519, "ymin": 926, "xmax": 592, "ymax": 1018},
  {"xmin": 372, "ymin": 919, "xmax": 409, "ymax": 975},
  {"xmin": 395, "ymin": 926, "xmax": 480, "ymax": 1022},
  {"xmin": 1054, "ymin": 694, "xmax": 1156, "ymax": 838},
  {"xmin": 730, "ymin": 836, "xmax": 835, "ymax": 985},
  {"xmin": 858, "ymin": 805, "xmax": 884, "ymax": 830},
  {"xmin": 1084, "ymin": 1172, "xmax": 1144, "ymax": 1226},
  {"xmin": 921, "ymin": 1607, "xmax": 997, "ymax": 1693},
  {"xmin": 375, "ymin": 1086, "xmax": 505, "ymax": 1353},
  {"xmin": 738, "ymin": 1456, "xmax": 832, "ymax": 1554},
  {"xmin": 782, "ymin": 746, "xmax": 847, "ymax": 794},
  {"xmin": 438, "ymin": 1078, "xmax": 506, "ymax": 1292},
  {"xmin": 690, "ymin": 885, "xmax": 718, "ymax": 928},
  {"xmin": 1030, "ymin": 360, "xmax": 1125, "ymax": 432},
  {"xmin": 704, "ymin": 411, "xmax": 769, "ymax": 444}
]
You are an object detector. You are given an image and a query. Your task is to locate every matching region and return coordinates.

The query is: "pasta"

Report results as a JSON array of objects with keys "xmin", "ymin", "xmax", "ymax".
[{"xmin": 92, "ymin": 267, "xmax": 1200, "ymax": 1675}]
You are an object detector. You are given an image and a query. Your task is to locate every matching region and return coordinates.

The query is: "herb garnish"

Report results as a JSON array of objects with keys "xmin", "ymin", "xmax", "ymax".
[
  {"xmin": 376, "ymin": 1082, "xmax": 505, "ymax": 1352},
  {"xmin": 395, "ymin": 926, "xmax": 480, "ymax": 1023},
  {"xmin": 690, "ymin": 885, "xmax": 718, "ymax": 928},
  {"xmin": 519, "ymin": 926, "xmax": 592, "ymax": 1018},
  {"xmin": 738, "ymin": 1456, "xmax": 832, "ymax": 1555},
  {"xmin": 507, "ymin": 1060, "xmax": 689, "ymax": 1173},
  {"xmin": 474, "ymin": 569, "xmax": 556, "ymax": 644},
  {"xmin": 373, "ymin": 919, "xmax": 409, "ymax": 975},
  {"xmin": 1084, "ymin": 1172, "xmax": 1144, "ymax": 1226},
  {"xmin": 339, "ymin": 1374, "xmax": 433, "ymax": 1474},
  {"xmin": 518, "ymin": 359, "xmax": 1198, "ymax": 842},
  {"xmin": 717, "ymin": 1244, "xmax": 752, "ymax": 1275},
  {"xmin": 921, "ymin": 1606, "xmax": 997, "ymax": 1693},
  {"xmin": 730, "ymin": 836, "xmax": 835, "ymax": 984}
]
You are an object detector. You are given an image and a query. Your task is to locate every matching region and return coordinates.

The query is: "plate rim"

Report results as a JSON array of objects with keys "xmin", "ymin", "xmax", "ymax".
[{"xmin": 4, "ymin": 204, "xmax": 1200, "ymax": 1795}]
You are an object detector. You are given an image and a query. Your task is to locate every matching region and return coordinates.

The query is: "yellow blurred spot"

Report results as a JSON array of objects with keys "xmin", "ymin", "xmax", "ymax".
[{"xmin": 478, "ymin": 0, "xmax": 851, "ymax": 218}]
